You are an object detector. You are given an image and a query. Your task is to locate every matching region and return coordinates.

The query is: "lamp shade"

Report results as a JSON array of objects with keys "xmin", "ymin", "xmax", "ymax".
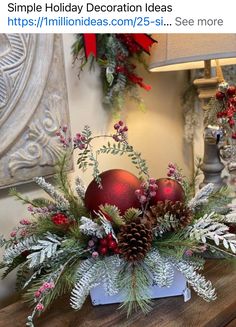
[{"xmin": 149, "ymin": 34, "xmax": 236, "ymax": 72}]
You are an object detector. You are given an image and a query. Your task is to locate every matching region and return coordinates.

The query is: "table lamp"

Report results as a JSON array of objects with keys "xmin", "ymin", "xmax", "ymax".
[{"xmin": 149, "ymin": 34, "xmax": 236, "ymax": 188}]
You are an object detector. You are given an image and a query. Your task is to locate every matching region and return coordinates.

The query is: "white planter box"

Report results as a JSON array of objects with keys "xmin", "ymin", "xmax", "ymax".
[{"xmin": 90, "ymin": 269, "xmax": 191, "ymax": 306}]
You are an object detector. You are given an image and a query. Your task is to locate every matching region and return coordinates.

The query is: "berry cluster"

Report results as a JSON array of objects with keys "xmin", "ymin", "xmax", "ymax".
[
  {"xmin": 56, "ymin": 125, "xmax": 72, "ymax": 148},
  {"xmin": 87, "ymin": 233, "xmax": 120, "ymax": 258},
  {"xmin": 135, "ymin": 178, "xmax": 158, "ymax": 205},
  {"xmin": 51, "ymin": 213, "xmax": 69, "ymax": 226},
  {"xmin": 10, "ymin": 218, "xmax": 32, "ymax": 239},
  {"xmin": 116, "ymin": 34, "xmax": 142, "ymax": 54},
  {"xmin": 113, "ymin": 120, "xmax": 128, "ymax": 142},
  {"xmin": 167, "ymin": 163, "xmax": 183, "ymax": 183},
  {"xmin": 215, "ymin": 83, "xmax": 236, "ymax": 139},
  {"xmin": 73, "ymin": 133, "xmax": 87, "ymax": 150},
  {"xmin": 34, "ymin": 281, "xmax": 55, "ymax": 312},
  {"xmin": 27, "ymin": 205, "xmax": 55, "ymax": 215}
]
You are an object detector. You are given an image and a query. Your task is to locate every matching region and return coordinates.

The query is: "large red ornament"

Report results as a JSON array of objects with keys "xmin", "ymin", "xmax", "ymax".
[
  {"xmin": 84, "ymin": 169, "xmax": 141, "ymax": 216},
  {"xmin": 152, "ymin": 178, "xmax": 185, "ymax": 204}
]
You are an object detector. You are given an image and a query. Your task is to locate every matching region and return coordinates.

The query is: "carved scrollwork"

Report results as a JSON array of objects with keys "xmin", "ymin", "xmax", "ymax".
[
  {"xmin": 8, "ymin": 95, "xmax": 66, "ymax": 176},
  {"xmin": 0, "ymin": 34, "xmax": 70, "ymax": 189}
]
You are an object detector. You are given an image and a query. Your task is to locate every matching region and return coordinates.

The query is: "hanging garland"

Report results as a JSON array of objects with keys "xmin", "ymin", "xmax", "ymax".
[{"xmin": 72, "ymin": 34, "xmax": 157, "ymax": 113}]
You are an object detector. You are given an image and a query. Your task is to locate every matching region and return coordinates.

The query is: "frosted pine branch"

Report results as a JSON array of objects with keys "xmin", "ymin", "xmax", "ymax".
[
  {"xmin": 186, "ymin": 213, "xmax": 236, "ymax": 254},
  {"xmin": 144, "ymin": 249, "xmax": 174, "ymax": 287},
  {"xmin": 70, "ymin": 259, "xmax": 103, "ymax": 310},
  {"xmin": 79, "ymin": 217, "xmax": 104, "ymax": 238},
  {"xmin": 97, "ymin": 212, "xmax": 118, "ymax": 242},
  {"xmin": 3, "ymin": 236, "xmax": 38, "ymax": 264},
  {"xmin": 75, "ymin": 177, "xmax": 86, "ymax": 200},
  {"xmin": 188, "ymin": 183, "xmax": 214, "ymax": 211},
  {"xmin": 100, "ymin": 256, "xmax": 124, "ymax": 296},
  {"xmin": 33, "ymin": 177, "xmax": 69, "ymax": 210},
  {"xmin": 26, "ymin": 233, "xmax": 62, "ymax": 268},
  {"xmin": 172, "ymin": 259, "xmax": 216, "ymax": 302}
]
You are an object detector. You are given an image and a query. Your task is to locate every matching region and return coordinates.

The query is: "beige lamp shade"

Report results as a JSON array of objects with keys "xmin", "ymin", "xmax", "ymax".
[{"xmin": 149, "ymin": 34, "xmax": 236, "ymax": 72}]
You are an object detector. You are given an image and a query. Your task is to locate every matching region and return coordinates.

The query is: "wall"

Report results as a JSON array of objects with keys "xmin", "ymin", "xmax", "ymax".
[{"xmin": 0, "ymin": 34, "xmax": 193, "ymax": 306}]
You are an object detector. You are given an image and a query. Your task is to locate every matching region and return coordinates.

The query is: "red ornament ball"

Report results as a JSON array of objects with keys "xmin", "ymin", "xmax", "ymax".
[
  {"xmin": 227, "ymin": 86, "xmax": 236, "ymax": 97},
  {"xmin": 215, "ymin": 91, "xmax": 225, "ymax": 100},
  {"xmin": 152, "ymin": 178, "xmax": 185, "ymax": 204},
  {"xmin": 84, "ymin": 169, "xmax": 141, "ymax": 216}
]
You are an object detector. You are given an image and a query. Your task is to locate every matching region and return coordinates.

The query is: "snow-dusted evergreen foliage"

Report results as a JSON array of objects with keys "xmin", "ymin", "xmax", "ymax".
[
  {"xmin": 186, "ymin": 213, "xmax": 236, "ymax": 254},
  {"xmin": 79, "ymin": 217, "xmax": 104, "ymax": 238},
  {"xmin": 34, "ymin": 177, "xmax": 69, "ymax": 210},
  {"xmin": 172, "ymin": 259, "xmax": 216, "ymax": 301},
  {"xmin": 26, "ymin": 233, "xmax": 62, "ymax": 268},
  {"xmin": 188, "ymin": 184, "xmax": 214, "ymax": 211},
  {"xmin": 3, "ymin": 236, "xmax": 38, "ymax": 264},
  {"xmin": 144, "ymin": 249, "xmax": 174, "ymax": 287},
  {"xmin": 75, "ymin": 177, "xmax": 86, "ymax": 200}
]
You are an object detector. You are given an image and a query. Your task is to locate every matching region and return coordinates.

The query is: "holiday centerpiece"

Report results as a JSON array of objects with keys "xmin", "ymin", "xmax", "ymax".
[
  {"xmin": 1, "ymin": 121, "xmax": 236, "ymax": 327},
  {"xmin": 72, "ymin": 34, "xmax": 156, "ymax": 112}
]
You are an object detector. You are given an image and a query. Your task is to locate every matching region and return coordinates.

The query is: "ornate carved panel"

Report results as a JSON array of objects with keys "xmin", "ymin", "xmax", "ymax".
[{"xmin": 0, "ymin": 34, "xmax": 70, "ymax": 189}]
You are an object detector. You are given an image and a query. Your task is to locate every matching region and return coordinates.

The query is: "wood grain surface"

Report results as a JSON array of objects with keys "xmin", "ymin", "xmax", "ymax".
[{"xmin": 0, "ymin": 260, "xmax": 236, "ymax": 327}]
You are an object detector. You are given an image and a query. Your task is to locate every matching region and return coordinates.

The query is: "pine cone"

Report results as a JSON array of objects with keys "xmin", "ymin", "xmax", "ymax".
[
  {"xmin": 144, "ymin": 200, "xmax": 193, "ymax": 232},
  {"xmin": 118, "ymin": 218, "xmax": 153, "ymax": 262}
]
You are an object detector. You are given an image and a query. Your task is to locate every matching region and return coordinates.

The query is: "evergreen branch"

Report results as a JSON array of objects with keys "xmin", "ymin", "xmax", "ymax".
[
  {"xmin": 33, "ymin": 177, "xmax": 70, "ymax": 211},
  {"xmin": 118, "ymin": 263, "xmax": 152, "ymax": 316},
  {"xmin": 9, "ymin": 188, "xmax": 41, "ymax": 208},
  {"xmin": 172, "ymin": 259, "xmax": 217, "ymax": 301},
  {"xmin": 186, "ymin": 213, "xmax": 236, "ymax": 255},
  {"xmin": 3, "ymin": 236, "xmax": 38, "ymax": 265},
  {"xmin": 70, "ymin": 258, "xmax": 103, "ymax": 310},
  {"xmin": 144, "ymin": 249, "xmax": 174, "ymax": 287},
  {"xmin": 54, "ymin": 153, "xmax": 86, "ymax": 217},
  {"xmin": 79, "ymin": 216, "xmax": 104, "ymax": 238},
  {"xmin": 26, "ymin": 233, "xmax": 62, "ymax": 269},
  {"xmin": 99, "ymin": 204, "xmax": 124, "ymax": 227},
  {"xmin": 123, "ymin": 208, "xmax": 142, "ymax": 223},
  {"xmin": 188, "ymin": 183, "xmax": 215, "ymax": 211}
]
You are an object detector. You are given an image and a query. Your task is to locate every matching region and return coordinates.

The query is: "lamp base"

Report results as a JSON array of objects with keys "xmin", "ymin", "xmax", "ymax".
[{"xmin": 194, "ymin": 76, "xmax": 219, "ymax": 109}]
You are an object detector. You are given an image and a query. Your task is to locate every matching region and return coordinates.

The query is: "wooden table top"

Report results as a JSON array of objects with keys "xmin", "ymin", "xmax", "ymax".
[{"xmin": 0, "ymin": 260, "xmax": 236, "ymax": 327}]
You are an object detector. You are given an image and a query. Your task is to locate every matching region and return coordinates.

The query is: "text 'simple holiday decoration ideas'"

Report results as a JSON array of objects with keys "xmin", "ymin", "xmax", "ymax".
[
  {"xmin": 72, "ymin": 34, "xmax": 157, "ymax": 113},
  {"xmin": 1, "ymin": 122, "xmax": 236, "ymax": 327}
]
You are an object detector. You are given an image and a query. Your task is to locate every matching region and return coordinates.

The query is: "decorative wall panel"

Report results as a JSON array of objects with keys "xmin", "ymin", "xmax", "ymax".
[{"xmin": 0, "ymin": 34, "xmax": 70, "ymax": 188}]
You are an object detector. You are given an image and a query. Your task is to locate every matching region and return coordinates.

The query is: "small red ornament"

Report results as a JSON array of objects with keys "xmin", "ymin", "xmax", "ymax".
[
  {"xmin": 108, "ymin": 240, "xmax": 117, "ymax": 250},
  {"xmin": 227, "ymin": 86, "xmax": 236, "ymax": 96},
  {"xmin": 98, "ymin": 246, "xmax": 108, "ymax": 255},
  {"xmin": 51, "ymin": 213, "xmax": 69, "ymax": 226},
  {"xmin": 152, "ymin": 178, "xmax": 185, "ymax": 204},
  {"xmin": 99, "ymin": 238, "xmax": 108, "ymax": 247},
  {"xmin": 216, "ymin": 91, "xmax": 225, "ymax": 100},
  {"xmin": 84, "ymin": 169, "xmax": 141, "ymax": 216}
]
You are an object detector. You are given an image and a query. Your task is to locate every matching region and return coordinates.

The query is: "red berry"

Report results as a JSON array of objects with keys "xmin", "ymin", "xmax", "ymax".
[
  {"xmin": 216, "ymin": 91, "xmax": 225, "ymax": 100},
  {"xmin": 108, "ymin": 240, "xmax": 117, "ymax": 250},
  {"xmin": 227, "ymin": 86, "xmax": 236, "ymax": 96},
  {"xmin": 99, "ymin": 238, "xmax": 108, "ymax": 246},
  {"xmin": 98, "ymin": 246, "xmax": 108, "ymax": 255},
  {"xmin": 106, "ymin": 233, "xmax": 113, "ymax": 241},
  {"xmin": 228, "ymin": 97, "xmax": 236, "ymax": 106}
]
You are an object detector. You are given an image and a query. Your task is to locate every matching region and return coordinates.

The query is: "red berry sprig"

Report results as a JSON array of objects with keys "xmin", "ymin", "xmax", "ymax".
[
  {"xmin": 113, "ymin": 120, "xmax": 128, "ymax": 142},
  {"xmin": 51, "ymin": 213, "xmax": 69, "ymax": 226},
  {"xmin": 98, "ymin": 233, "xmax": 120, "ymax": 256},
  {"xmin": 215, "ymin": 82, "xmax": 236, "ymax": 139}
]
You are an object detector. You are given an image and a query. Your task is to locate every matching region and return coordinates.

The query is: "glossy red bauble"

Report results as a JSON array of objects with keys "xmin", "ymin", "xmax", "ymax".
[
  {"xmin": 227, "ymin": 86, "xmax": 236, "ymax": 97},
  {"xmin": 84, "ymin": 169, "xmax": 141, "ymax": 216},
  {"xmin": 152, "ymin": 178, "xmax": 185, "ymax": 204},
  {"xmin": 215, "ymin": 91, "xmax": 225, "ymax": 100}
]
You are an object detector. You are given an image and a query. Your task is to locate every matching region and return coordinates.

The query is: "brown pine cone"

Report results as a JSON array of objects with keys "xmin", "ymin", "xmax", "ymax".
[
  {"xmin": 144, "ymin": 200, "xmax": 193, "ymax": 232},
  {"xmin": 118, "ymin": 218, "xmax": 153, "ymax": 262}
]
